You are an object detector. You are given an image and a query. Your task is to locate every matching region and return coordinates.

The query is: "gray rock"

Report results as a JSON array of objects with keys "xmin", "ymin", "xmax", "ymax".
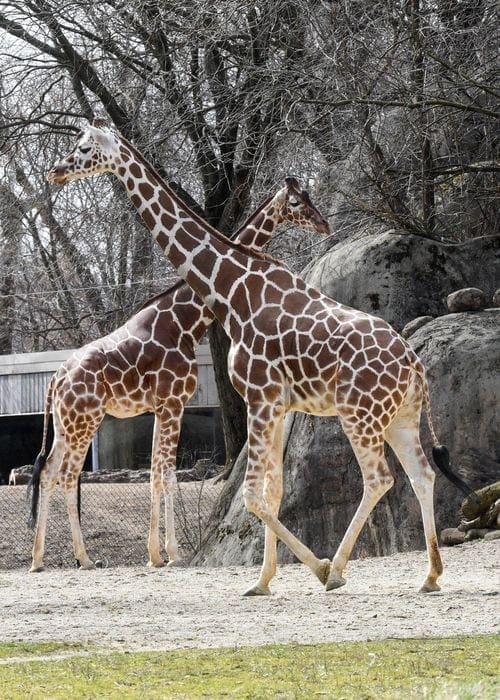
[
  {"xmin": 8, "ymin": 464, "xmax": 33, "ymax": 485},
  {"xmin": 446, "ymin": 287, "xmax": 487, "ymax": 313},
  {"xmin": 303, "ymin": 232, "xmax": 499, "ymax": 331},
  {"xmin": 82, "ymin": 468, "xmax": 150, "ymax": 483},
  {"xmin": 401, "ymin": 316, "xmax": 434, "ymax": 339},
  {"xmin": 493, "ymin": 289, "xmax": 500, "ymax": 307},
  {"xmin": 441, "ymin": 528, "xmax": 466, "ymax": 546},
  {"xmin": 484, "ymin": 530, "xmax": 500, "ymax": 541},
  {"xmin": 464, "ymin": 528, "xmax": 492, "ymax": 541}
]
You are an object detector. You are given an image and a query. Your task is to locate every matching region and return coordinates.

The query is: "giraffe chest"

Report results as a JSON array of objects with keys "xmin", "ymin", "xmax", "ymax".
[{"xmin": 228, "ymin": 334, "xmax": 340, "ymax": 416}]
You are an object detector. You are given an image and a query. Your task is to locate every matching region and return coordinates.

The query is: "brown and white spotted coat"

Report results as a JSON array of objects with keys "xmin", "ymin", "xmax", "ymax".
[
  {"xmin": 47, "ymin": 121, "xmax": 444, "ymax": 593},
  {"xmin": 30, "ymin": 177, "xmax": 329, "ymax": 573}
]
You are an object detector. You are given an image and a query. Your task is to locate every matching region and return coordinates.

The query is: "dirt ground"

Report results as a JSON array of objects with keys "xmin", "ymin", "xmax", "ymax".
[{"xmin": 0, "ymin": 539, "xmax": 497, "ymax": 651}]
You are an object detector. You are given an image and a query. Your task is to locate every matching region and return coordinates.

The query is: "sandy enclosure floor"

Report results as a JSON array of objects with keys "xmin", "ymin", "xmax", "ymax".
[{"xmin": 0, "ymin": 540, "xmax": 498, "ymax": 651}]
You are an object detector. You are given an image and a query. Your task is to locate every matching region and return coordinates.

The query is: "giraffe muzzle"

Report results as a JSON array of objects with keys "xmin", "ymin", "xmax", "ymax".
[
  {"xmin": 318, "ymin": 220, "xmax": 331, "ymax": 235},
  {"xmin": 47, "ymin": 166, "xmax": 69, "ymax": 185}
]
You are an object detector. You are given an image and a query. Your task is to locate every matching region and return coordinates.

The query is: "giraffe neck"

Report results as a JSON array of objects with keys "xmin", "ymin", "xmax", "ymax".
[
  {"xmin": 232, "ymin": 196, "xmax": 282, "ymax": 249},
  {"xmin": 114, "ymin": 136, "xmax": 282, "ymax": 331},
  {"xmin": 145, "ymin": 196, "xmax": 282, "ymax": 318}
]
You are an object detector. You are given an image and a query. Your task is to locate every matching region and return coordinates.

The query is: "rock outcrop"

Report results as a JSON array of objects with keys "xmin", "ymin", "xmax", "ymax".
[
  {"xmin": 303, "ymin": 232, "xmax": 499, "ymax": 331},
  {"xmin": 194, "ymin": 232, "xmax": 500, "ymax": 566}
]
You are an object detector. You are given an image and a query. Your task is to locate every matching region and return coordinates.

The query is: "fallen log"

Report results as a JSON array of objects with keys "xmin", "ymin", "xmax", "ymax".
[{"xmin": 461, "ymin": 481, "xmax": 500, "ymax": 520}]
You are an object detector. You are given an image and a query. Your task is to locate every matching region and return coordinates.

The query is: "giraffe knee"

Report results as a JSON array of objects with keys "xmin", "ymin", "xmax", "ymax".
[
  {"xmin": 243, "ymin": 488, "xmax": 264, "ymax": 518},
  {"xmin": 163, "ymin": 469, "xmax": 177, "ymax": 492},
  {"xmin": 367, "ymin": 466, "xmax": 394, "ymax": 495}
]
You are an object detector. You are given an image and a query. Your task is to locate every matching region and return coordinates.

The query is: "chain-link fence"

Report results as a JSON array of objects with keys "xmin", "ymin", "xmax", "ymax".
[{"xmin": 0, "ymin": 477, "xmax": 223, "ymax": 570}]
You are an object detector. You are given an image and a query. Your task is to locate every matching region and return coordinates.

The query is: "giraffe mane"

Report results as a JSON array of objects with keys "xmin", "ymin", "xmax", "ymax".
[
  {"xmin": 137, "ymin": 280, "xmax": 186, "ymax": 311},
  {"xmin": 228, "ymin": 193, "xmax": 274, "ymax": 240},
  {"xmin": 117, "ymin": 133, "xmax": 283, "ymax": 266}
]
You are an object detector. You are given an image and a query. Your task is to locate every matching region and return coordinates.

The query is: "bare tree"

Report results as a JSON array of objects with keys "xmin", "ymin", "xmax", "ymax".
[{"xmin": 0, "ymin": 0, "xmax": 497, "ymax": 461}]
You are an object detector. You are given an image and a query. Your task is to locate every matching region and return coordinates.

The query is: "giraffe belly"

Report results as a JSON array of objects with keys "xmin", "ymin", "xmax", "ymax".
[
  {"xmin": 289, "ymin": 385, "xmax": 339, "ymax": 416},
  {"xmin": 290, "ymin": 396, "xmax": 339, "ymax": 417},
  {"xmin": 105, "ymin": 396, "xmax": 152, "ymax": 418}
]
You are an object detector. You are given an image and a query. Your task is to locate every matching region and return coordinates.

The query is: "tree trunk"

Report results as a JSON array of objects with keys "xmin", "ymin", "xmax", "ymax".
[
  {"xmin": 208, "ymin": 321, "xmax": 247, "ymax": 469},
  {"xmin": 0, "ymin": 183, "xmax": 22, "ymax": 353}
]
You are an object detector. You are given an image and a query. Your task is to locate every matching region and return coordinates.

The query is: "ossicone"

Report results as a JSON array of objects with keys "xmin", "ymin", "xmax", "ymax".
[
  {"xmin": 92, "ymin": 117, "xmax": 111, "ymax": 129},
  {"xmin": 284, "ymin": 176, "xmax": 300, "ymax": 191}
]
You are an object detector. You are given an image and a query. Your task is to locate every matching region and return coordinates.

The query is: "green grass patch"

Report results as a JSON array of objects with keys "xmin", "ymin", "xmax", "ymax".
[
  {"xmin": 0, "ymin": 641, "xmax": 92, "ymax": 659},
  {"xmin": 0, "ymin": 635, "xmax": 497, "ymax": 699}
]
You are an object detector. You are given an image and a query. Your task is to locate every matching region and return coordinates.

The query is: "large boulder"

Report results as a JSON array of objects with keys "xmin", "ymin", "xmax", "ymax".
[
  {"xmin": 304, "ymin": 232, "xmax": 499, "ymax": 330},
  {"xmin": 194, "ymin": 233, "xmax": 500, "ymax": 566}
]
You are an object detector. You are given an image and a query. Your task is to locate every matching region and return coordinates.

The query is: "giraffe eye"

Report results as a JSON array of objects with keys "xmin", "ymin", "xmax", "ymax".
[
  {"xmin": 290, "ymin": 200, "xmax": 300, "ymax": 207},
  {"xmin": 79, "ymin": 146, "xmax": 91, "ymax": 154}
]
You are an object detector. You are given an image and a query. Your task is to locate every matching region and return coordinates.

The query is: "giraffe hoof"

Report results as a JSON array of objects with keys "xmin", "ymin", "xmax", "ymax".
[
  {"xmin": 419, "ymin": 580, "xmax": 441, "ymax": 593},
  {"xmin": 166, "ymin": 558, "xmax": 187, "ymax": 568},
  {"xmin": 147, "ymin": 559, "xmax": 166, "ymax": 568},
  {"xmin": 243, "ymin": 584, "xmax": 271, "ymax": 596},
  {"xmin": 314, "ymin": 558, "xmax": 331, "ymax": 586},
  {"xmin": 78, "ymin": 562, "xmax": 95, "ymax": 571},
  {"xmin": 325, "ymin": 574, "xmax": 347, "ymax": 592},
  {"xmin": 29, "ymin": 564, "xmax": 45, "ymax": 573}
]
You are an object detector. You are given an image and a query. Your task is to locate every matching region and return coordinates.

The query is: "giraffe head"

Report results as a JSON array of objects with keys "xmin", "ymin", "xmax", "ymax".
[
  {"xmin": 47, "ymin": 119, "xmax": 120, "ymax": 185},
  {"xmin": 273, "ymin": 177, "xmax": 330, "ymax": 235}
]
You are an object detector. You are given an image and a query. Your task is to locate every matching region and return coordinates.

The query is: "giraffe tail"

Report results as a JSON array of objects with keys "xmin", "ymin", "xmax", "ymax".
[
  {"xmin": 414, "ymin": 362, "xmax": 476, "ymax": 497},
  {"xmin": 28, "ymin": 376, "xmax": 55, "ymax": 529}
]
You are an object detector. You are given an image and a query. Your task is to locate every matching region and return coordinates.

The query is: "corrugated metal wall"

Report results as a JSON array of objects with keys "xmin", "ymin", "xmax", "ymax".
[
  {"xmin": 0, "ymin": 348, "xmax": 219, "ymax": 416},
  {"xmin": 0, "ymin": 372, "xmax": 52, "ymax": 416}
]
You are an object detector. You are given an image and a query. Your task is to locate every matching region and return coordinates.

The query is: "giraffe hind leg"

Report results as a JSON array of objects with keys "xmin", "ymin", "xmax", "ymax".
[
  {"xmin": 385, "ymin": 419, "xmax": 443, "ymax": 592},
  {"xmin": 30, "ymin": 439, "xmax": 63, "ymax": 572},
  {"xmin": 60, "ymin": 447, "xmax": 95, "ymax": 570},
  {"xmin": 326, "ymin": 430, "xmax": 394, "ymax": 591}
]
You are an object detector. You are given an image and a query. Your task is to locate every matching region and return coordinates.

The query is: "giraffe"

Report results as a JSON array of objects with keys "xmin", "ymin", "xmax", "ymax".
[
  {"xmin": 47, "ymin": 120, "xmax": 473, "ymax": 594},
  {"xmin": 29, "ymin": 177, "xmax": 330, "ymax": 573}
]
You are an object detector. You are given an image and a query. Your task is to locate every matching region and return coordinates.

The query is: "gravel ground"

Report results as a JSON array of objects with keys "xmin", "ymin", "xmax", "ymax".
[{"xmin": 0, "ymin": 539, "xmax": 498, "ymax": 651}]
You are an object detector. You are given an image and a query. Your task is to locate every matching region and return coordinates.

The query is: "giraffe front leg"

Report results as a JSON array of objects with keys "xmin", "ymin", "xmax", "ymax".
[
  {"xmin": 148, "ymin": 411, "xmax": 183, "ymax": 567},
  {"xmin": 326, "ymin": 429, "xmax": 394, "ymax": 592},
  {"xmin": 147, "ymin": 457, "xmax": 165, "ymax": 568},
  {"xmin": 164, "ymin": 467, "xmax": 182, "ymax": 566},
  {"xmin": 243, "ymin": 410, "xmax": 330, "ymax": 594},
  {"xmin": 148, "ymin": 413, "xmax": 168, "ymax": 567},
  {"xmin": 244, "ymin": 419, "xmax": 284, "ymax": 596},
  {"xmin": 61, "ymin": 456, "xmax": 94, "ymax": 570},
  {"xmin": 243, "ymin": 466, "xmax": 282, "ymax": 596}
]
